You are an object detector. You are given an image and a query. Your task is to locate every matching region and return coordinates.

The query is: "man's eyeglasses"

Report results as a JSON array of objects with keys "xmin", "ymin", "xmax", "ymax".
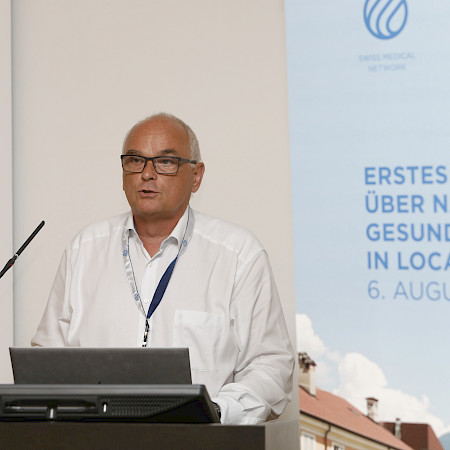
[{"xmin": 121, "ymin": 155, "xmax": 197, "ymax": 175}]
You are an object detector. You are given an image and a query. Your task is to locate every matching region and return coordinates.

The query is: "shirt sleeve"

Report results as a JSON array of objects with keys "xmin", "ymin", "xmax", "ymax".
[
  {"xmin": 31, "ymin": 249, "xmax": 72, "ymax": 347},
  {"xmin": 212, "ymin": 250, "xmax": 294, "ymax": 424}
]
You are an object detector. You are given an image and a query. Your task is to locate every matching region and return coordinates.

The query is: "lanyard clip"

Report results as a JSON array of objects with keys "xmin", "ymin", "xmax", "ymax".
[{"xmin": 142, "ymin": 321, "xmax": 149, "ymax": 347}]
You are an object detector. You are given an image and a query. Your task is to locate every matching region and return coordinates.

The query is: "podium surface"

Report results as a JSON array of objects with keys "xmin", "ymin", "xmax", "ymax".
[{"xmin": 0, "ymin": 420, "xmax": 298, "ymax": 450}]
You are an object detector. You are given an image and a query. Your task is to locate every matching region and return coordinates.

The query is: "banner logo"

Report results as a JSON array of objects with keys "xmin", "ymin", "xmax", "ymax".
[{"xmin": 364, "ymin": 0, "xmax": 408, "ymax": 40}]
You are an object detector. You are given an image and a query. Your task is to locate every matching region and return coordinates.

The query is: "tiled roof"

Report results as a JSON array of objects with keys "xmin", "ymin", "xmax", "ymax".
[
  {"xmin": 382, "ymin": 422, "xmax": 444, "ymax": 450},
  {"xmin": 300, "ymin": 387, "xmax": 414, "ymax": 450}
]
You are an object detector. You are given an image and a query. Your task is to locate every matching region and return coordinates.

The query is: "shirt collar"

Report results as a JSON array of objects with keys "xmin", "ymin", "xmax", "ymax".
[
  {"xmin": 161, "ymin": 207, "xmax": 189, "ymax": 250},
  {"xmin": 125, "ymin": 206, "xmax": 190, "ymax": 250}
]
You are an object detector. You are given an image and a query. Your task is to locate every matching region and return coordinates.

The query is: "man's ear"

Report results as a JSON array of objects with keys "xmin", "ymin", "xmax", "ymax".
[{"xmin": 192, "ymin": 163, "xmax": 205, "ymax": 193}]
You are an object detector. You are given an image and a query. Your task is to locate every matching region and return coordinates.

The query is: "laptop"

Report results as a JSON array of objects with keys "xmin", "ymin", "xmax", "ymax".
[
  {"xmin": 10, "ymin": 347, "xmax": 192, "ymax": 385},
  {"xmin": 0, "ymin": 384, "xmax": 219, "ymax": 422}
]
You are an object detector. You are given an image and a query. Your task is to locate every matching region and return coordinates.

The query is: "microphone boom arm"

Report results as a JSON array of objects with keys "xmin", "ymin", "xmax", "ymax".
[{"xmin": 0, "ymin": 221, "xmax": 45, "ymax": 279}]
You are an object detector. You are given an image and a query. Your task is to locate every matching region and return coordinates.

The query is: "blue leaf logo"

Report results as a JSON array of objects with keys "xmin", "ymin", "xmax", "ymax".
[{"xmin": 364, "ymin": 0, "xmax": 408, "ymax": 40}]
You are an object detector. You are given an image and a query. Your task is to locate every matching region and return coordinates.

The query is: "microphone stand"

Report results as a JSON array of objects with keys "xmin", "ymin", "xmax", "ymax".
[{"xmin": 0, "ymin": 221, "xmax": 45, "ymax": 279}]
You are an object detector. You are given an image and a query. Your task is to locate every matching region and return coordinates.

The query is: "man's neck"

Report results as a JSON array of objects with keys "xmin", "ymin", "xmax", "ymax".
[{"xmin": 133, "ymin": 210, "xmax": 186, "ymax": 257}]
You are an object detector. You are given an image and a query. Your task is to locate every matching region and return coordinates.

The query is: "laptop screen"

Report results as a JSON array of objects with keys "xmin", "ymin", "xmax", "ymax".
[{"xmin": 10, "ymin": 347, "xmax": 192, "ymax": 385}]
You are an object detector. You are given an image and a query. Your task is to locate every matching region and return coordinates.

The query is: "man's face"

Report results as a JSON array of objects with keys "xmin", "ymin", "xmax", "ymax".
[{"xmin": 122, "ymin": 117, "xmax": 204, "ymax": 223}]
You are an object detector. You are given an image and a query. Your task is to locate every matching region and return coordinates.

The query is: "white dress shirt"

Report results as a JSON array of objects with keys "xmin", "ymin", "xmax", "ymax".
[{"xmin": 32, "ymin": 207, "xmax": 294, "ymax": 424}]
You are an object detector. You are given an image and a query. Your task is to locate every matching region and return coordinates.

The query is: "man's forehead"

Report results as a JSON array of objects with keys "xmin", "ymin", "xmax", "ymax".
[
  {"xmin": 123, "ymin": 148, "xmax": 181, "ymax": 159},
  {"xmin": 130, "ymin": 117, "xmax": 186, "ymax": 137},
  {"xmin": 125, "ymin": 117, "xmax": 189, "ymax": 149}
]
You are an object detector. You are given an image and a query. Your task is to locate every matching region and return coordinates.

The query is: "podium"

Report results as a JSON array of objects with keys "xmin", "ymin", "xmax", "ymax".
[{"xmin": 0, "ymin": 420, "xmax": 299, "ymax": 449}]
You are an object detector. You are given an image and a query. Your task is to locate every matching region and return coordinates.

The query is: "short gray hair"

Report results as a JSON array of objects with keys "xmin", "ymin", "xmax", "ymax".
[{"xmin": 123, "ymin": 113, "xmax": 202, "ymax": 162}]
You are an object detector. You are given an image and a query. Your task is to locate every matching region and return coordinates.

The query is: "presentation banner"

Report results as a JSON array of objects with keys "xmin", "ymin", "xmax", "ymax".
[{"xmin": 287, "ymin": 0, "xmax": 450, "ymax": 439}]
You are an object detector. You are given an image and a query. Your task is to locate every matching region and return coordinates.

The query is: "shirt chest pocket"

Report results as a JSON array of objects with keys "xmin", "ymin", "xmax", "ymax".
[{"xmin": 173, "ymin": 310, "xmax": 224, "ymax": 372}]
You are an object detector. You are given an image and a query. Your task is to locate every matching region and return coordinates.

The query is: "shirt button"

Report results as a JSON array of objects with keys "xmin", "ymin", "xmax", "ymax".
[{"xmin": 143, "ymin": 298, "xmax": 150, "ymax": 304}]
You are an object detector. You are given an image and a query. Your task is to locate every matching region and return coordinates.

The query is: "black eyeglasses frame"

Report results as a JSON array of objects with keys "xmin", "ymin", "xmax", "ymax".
[{"xmin": 121, "ymin": 154, "xmax": 198, "ymax": 175}]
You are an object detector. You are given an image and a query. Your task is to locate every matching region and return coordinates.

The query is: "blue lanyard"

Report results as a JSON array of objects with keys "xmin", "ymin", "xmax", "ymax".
[
  {"xmin": 122, "ymin": 208, "xmax": 193, "ymax": 346},
  {"xmin": 146, "ymin": 256, "xmax": 177, "ymax": 319},
  {"xmin": 141, "ymin": 255, "xmax": 177, "ymax": 347}
]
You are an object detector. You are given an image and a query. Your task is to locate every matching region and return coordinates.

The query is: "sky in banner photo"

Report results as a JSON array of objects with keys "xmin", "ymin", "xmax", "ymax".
[{"xmin": 286, "ymin": 0, "xmax": 450, "ymax": 438}]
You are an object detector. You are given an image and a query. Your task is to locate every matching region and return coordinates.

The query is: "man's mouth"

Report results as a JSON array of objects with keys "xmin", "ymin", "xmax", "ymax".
[{"xmin": 138, "ymin": 188, "xmax": 158, "ymax": 196}]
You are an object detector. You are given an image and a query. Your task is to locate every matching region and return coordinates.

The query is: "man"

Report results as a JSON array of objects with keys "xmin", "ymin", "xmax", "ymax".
[{"xmin": 32, "ymin": 113, "xmax": 294, "ymax": 424}]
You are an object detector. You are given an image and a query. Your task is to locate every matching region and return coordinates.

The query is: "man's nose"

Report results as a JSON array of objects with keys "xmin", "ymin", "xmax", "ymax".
[{"xmin": 141, "ymin": 159, "xmax": 157, "ymax": 180}]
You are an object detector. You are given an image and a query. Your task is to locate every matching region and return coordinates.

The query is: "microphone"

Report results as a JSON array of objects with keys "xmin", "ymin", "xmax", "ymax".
[{"xmin": 0, "ymin": 221, "xmax": 45, "ymax": 279}]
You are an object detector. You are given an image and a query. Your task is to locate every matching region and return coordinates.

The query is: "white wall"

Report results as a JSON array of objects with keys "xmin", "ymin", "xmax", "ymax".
[
  {"xmin": 0, "ymin": 0, "xmax": 13, "ymax": 382},
  {"xmin": 10, "ymin": 0, "xmax": 298, "ymax": 433}
]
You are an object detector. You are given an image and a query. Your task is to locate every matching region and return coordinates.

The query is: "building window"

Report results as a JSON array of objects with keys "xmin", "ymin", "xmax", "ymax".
[
  {"xmin": 332, "ymin": 443, "xmax": 344, "ymax": 450},
  {"xmin": 301, "ymin": 433, "xmax": 316, "ymax": 450}
]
